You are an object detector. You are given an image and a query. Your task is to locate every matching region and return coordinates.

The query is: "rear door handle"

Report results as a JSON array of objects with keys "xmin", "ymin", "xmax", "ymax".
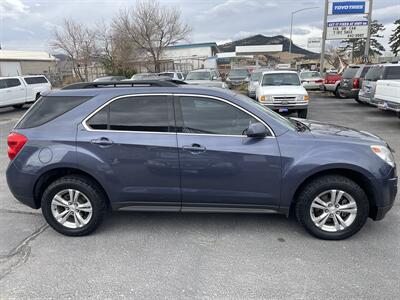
[
  {"xmin": 91, "ymin": 137, "xmax": 113, "ymax": 147},
  {"xmin": 182, "ymin": 143, "xmax": 206, "ymax": 154}
]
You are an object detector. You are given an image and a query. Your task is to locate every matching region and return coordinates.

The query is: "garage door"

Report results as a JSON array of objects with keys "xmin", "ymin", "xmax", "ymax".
[{"xmin": 0, "ymin": 61, "xmax": 22, "ymax": 76}]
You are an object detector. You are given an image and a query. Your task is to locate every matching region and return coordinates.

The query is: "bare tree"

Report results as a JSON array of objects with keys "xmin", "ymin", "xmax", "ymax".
[
  {"xmin": 96, "ymin": 20, "xmax": 137, "ymax": 76},
  {"xmin": 113, "ymin": 0, "xmax": 191, "ymax": 72},
  {"xmin": 52, "ymin": 19, "xmax": 97, "ymax": 81}
]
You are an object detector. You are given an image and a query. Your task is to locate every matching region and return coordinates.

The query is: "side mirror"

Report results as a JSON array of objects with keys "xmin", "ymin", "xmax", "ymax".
[{"xmin": 245, "ymin": 122, "xmax": 268, "ymax": 138}]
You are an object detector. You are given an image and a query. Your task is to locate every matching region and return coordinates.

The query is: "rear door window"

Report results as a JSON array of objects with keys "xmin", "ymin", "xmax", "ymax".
[
  {"xmin": 360, "ymin": 66, "xmax": 371, "ymax": 77},
  {"xmin": 24, "ymin": 76, "xmax": 49, "ymax": 84},
  {"xmin": 16, "ymin": 96, "xmax": 92, "ymax": 129},
  {"xmin": 86, "ymin": 95, "xmax": 174, "ymax": 132},
  {"xmin": 5, "ymin": 78, "xmax": 21, "ymax": 87},
  {"xmin": 384, "ymin": 66, "xmax": 400, "ymax": 79}
]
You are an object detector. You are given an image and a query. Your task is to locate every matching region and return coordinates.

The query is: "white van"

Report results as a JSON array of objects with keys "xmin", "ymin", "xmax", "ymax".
[{"xmin": 0, "ymin": 75, "xmax": 51, "ymax": 108}]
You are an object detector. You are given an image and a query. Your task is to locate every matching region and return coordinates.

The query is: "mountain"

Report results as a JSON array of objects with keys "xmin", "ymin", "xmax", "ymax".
[{"xmin": 218, "ymin": 34, "xmax": 319, "ymax": 58}]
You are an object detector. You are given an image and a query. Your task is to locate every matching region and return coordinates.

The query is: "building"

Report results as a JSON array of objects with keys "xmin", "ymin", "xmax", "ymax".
[
  {"xmin": 161, "ymin": 42, "xmax": 219, "ymax": 72},
  {"xmin": 0, "ymin": 50, "xmax": 57, "ymax": 77}
]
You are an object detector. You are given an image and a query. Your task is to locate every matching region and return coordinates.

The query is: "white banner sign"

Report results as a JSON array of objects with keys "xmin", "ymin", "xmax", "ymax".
[
  {"xmin": 307, "ymin": 38, "xmax": 322, "ymax": 48},
  {"xmin": 326, "ymin": 21, "xmax": 368, "ymax": 40}
]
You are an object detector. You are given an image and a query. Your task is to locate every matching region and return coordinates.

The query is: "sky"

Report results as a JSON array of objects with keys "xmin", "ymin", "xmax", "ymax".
[{"xmin": 0, "ymin": 0, "xmax": 399, "ymax": 55}]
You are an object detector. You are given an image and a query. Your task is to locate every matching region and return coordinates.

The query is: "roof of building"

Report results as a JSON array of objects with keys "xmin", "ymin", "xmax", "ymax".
[
  {"xmin": 218, "ymin": 34, "xmax": 319, "ymax": 58},
  {"xmin": 0, "ymin": 50, "xmax": 57, "ymax": 61},
  {"xmin": 166, "ymin": 42, "xmax": 218, "ymax": 50}
]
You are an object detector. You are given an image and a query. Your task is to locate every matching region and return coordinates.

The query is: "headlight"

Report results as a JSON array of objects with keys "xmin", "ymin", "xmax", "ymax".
[
  {"xmin": 259, "ymin": 95, "xmax": 273, "ymax": 102},
  {"xmin": 371, "ymin": 145, "xmax": 395, "ymax": 167}
]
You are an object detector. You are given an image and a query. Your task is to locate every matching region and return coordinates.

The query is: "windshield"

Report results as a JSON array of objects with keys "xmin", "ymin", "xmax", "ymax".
[
  {"xmin": 234, "ymin": 93, "xmax": 296, "ymax": 132},
  {"xmin": 262, "ymin": 73, "xmax": 300, "ymax": 86},
  {"xmin": 229, "ymin": 69, "xmax": 249, "ymax": 77},
  {"xmin": 251, "ymin": 72, "xmax": 262, "ymax": 81},
  {"xmin": 186, "ymin": 71, "xmax": 211, "ymax": 80},
  {"xmin": 300, "ymin": 72, "xmax": 321, "ymax": 79}
]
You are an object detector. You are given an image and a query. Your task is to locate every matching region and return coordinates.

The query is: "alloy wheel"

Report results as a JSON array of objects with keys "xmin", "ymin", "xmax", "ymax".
[
  {"xmin": 310, "ymin": 189, "xmax": 358, "ymax": 232},
  {"xmin": 51, "ymin": 189, "xmax": 93, "ymax": 229}
]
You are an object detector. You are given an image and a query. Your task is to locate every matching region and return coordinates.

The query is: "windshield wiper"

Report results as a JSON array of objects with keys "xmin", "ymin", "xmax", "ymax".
[{"xmin": 288, "ymin": 118, "xmax": 310, "ymax": 132}]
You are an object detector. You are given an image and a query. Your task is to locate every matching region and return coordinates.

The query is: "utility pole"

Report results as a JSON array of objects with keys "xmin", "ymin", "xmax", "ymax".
[
  {"xmin": 289, "ymin": 7, "xmax": 319, "ymax": 55},
  {"xmin": 319, "ymin": 0, "xmax": 329, "ymax": 73},
  {"xmin": 364, "ymin": 0, "xmax": 373, "ymax": 62}
]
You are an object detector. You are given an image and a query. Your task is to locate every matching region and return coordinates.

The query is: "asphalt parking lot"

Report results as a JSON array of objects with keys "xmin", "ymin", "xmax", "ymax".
[{"xmin": 0, "ymin": 93, "xmax": 399, "ymax": 299}]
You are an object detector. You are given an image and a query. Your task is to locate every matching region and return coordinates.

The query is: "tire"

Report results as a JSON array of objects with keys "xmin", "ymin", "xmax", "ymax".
[
  {"xmin": 12, "ymin": 104, "xmax": 24, "ymax": 109},
  {"xmin": 298, "ymin": 109, "xmax": 308, "ymax": 119},
  {"xmin": 335, "ymin": 86, "xmax": 346, "ymax": 99},
  {"xmin": 295, "ymin": 175, "xmax": 369, "ymax": 240},
  {"xmin": 41, "ymin": 175, "xmax": 107, "ymax": 236}
]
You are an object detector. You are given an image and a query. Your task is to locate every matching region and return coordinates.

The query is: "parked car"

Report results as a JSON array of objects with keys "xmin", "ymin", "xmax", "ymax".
[
  {"xmin": 374, "ymin": 80, "xmax": 400, "ymax": 118},
  {"xmin": 185, "ymin": 69, "xmax": 226, "ymax": 88},
  {"xmin": 323, "ymin": 72, "xmax": 342, "ymax": 97},
  {"xmin": 339, "ymin": 65, "xmax": 372, "ymax": 102},
  {"xmin": 130, "ymin": 73, "xmax": 159, "ymax": 80},
  {"xmin": 6, "ymin": 81, "xmax": 397, "ymax": 240},
  {"xmin": 300, "ymin": 71, "xmax": 324, "ymax": 90},
  {"xmin": 93, "ymin": 76, "xmax": 126, "ymax": 82},
  {"xmin": 0, "ymin": 75, "xmax": 51, "ymax": 109},
  {"xmin": 225, "ymin": 68, "xmax": 251, "ymax": 89},
  {"xmin": 247, "ymin": 70, "xmax": 264, "ymax": 98},
  {"xmin": 255, "ymin": 70, "xmax": 309, "ymax": 118},
  {"xmin": 359, "ymin": 63, "xmax": 400, "ymax": 105},
  {"xmin": 158, "ymin": 71, "xmax": 185, "ymax": 81}
]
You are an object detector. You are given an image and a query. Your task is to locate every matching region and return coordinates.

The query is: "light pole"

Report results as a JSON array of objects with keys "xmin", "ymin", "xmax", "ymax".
[{"xmin": 289, "ymin": 6, "xmax": 319, "ymax": 54}]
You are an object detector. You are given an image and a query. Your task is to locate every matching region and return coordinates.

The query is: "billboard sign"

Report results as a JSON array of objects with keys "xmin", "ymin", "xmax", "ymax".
[
  {"xmin": 326, "ymin": 21, "xmax": 368, "ymax": 39},
  {"xmin": 329, "ymin": 1, "xmax": 368, "ymax": 15}
]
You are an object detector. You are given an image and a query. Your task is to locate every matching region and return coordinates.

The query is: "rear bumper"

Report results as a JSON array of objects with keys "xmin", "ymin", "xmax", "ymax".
[
  {"xmin": 339, "ymin": 88, "xmax": 359, "ymax": 98},
  {"xmin": 324, "ymin": 84, "xmax": 337, "ymax": 92},
  {"xmin": 6, "ymin": 161, "xmax": 38, "ymax": 209},
  {"xmin": 303, "ymin": 83, "xmax": 323, "ymax": 90},
  {"xmin": 358, "ymin": 94, "xmax": 372, "ymax": 104},
  {"xmin": 376, "ymin": 100, "xmax": 400, "ymax": 112}
]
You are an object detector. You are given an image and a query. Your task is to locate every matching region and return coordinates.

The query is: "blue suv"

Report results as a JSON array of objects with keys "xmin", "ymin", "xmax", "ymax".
[{"xmin": 6, "ymin": 81, "xmax": 397, "ymax": 239}]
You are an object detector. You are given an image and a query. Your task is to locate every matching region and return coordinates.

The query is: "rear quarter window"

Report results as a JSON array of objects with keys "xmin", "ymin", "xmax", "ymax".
[
  {"xmin": 16, "ymin": 96, "xmax": 92, "ymax": 129},
  {"xmin": 365, "ymin": 66, "xmax": 384, "ymax": 81},
  {"xmin": 24, "ymin": 76, "xmax": 49, "ymax": 84},
  {"xmin": 384, "ymin": 66, "xmax": 400, "ymax": 79}
]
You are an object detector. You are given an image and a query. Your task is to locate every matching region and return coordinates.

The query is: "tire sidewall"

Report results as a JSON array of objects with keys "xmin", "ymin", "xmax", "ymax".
[
  {"xmin": 297, "ymin": 177, "xmax": 369, "ymax": 240},
  {"xmin": 41, "ymin": 177, "xmax": 105, "ymax": 236}
]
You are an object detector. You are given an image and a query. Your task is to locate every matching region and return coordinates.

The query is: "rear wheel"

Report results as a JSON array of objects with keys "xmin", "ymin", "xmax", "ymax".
[
  {"xmin": 297, "ymin": 109, "xmax": 308, "ymax": 119},
  {"xmin": 41, "ymin": 175, "xmax": 106, "ymax": 236},
  {"xmin": 295, "ymin": 175, "xmax": 369, "ymax": 240},
  {"xmin": 335, "ymin": 86, "xmax": 346, "ymax": 99}
]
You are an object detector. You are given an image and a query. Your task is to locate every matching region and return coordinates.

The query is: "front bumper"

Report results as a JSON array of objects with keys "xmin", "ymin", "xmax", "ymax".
[
  {"xmin": 260, "ymin": 102, "xmax": 308, "ymax": 111},
  {"xmin": 370, "ymin": 167, "xmax": 397, "ymax": 221}
]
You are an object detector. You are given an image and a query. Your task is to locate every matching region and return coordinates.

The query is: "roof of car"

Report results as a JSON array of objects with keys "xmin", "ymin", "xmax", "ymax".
[{"xmin": 261, "ymin": 70, "xmax": 298, "ymax": 75}]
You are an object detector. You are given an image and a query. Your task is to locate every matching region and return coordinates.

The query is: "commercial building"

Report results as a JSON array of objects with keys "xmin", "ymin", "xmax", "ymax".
[{"xmin": 0, "ymin": 50, "xmax": 57, "ymax": 76}]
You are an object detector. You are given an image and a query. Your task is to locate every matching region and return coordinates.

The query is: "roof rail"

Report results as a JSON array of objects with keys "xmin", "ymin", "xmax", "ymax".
[{"xmin": 61, "ymin": 80, "xmax": 180, "ymax": 90}]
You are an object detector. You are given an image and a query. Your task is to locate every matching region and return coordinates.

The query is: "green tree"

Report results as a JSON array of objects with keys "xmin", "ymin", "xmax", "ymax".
[
  {"xmin": 389, "ymin": 19, "xmax": 400, "ymax": 56},
  {"xmin": 338, "ymin": 20, "xmax": 385, "ymax": 62}
]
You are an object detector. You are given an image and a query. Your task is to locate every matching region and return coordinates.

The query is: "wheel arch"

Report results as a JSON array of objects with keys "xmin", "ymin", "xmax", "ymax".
[
  {"xmin": 33, "ymin": 167, "xmax": 110, "ymax": 210},
  {"xmin": 289, "ymin": 168, "xmax": 376, "ymax": 218}
]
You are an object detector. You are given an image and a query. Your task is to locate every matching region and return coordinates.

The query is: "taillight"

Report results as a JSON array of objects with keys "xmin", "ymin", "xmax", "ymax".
[
  {"xmin": 353, "ymin": 78, "xmax": 360, "ymax": 89},
  {"xmin": 315, "ymin": 79, "xmax": 323, "ymax": 83},
  {"xmin": 7, "ymin": 133, "xmax": 27, "ymax": 160}
]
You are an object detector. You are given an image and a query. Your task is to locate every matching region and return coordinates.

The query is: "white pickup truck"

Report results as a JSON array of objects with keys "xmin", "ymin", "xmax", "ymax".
[
  {"xmin": 374, "ymin": 80, "xmax": 400, "ymax": 118},
  {"xmin": 0, "ymin": 75, "xmax": 51, "ymax": 109}
]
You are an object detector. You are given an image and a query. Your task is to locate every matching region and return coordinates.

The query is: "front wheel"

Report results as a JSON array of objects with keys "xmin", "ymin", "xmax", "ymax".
[
  {"xmin": 335, "ymin": 86, "xmax": 346, "ymax": 99},
  {"xmin": 297, "ymin": 109, "xmax": 308, "ymax": 119},
  {"xmin": 41, "ymin": 175, "xmax": 107, "ymax": 236},
  {"xmin": 295, "ymin": 175, "xmax": 369, "ymax": 240}
]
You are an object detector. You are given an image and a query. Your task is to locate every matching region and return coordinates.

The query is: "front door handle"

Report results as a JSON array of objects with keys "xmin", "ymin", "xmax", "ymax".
[
  {"xmin": 91, "ymin": 137, "xmax": 113, "ymax": 147},
  {"xmin": 182, "ymin": 143, "xmax": 206, "ymax": 154}
]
